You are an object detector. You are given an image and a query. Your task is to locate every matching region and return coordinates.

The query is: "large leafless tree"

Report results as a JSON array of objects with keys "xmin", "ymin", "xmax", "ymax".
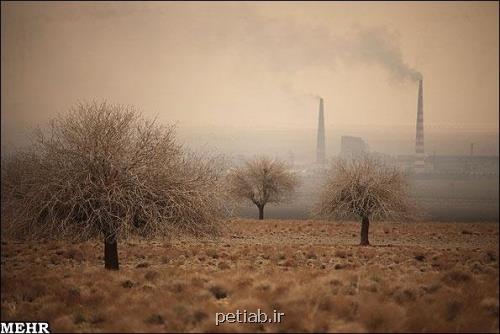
[
  {"xmin": 1, "ymin": 101, "xmax": 227, "ymax": 269},
  {"xmin": 226, "ymin": 156, "xmax": 298, "ymax": 220},
  {"xmin": 314, "ymin": 156, "xmax": 414, "ymax": 245}
]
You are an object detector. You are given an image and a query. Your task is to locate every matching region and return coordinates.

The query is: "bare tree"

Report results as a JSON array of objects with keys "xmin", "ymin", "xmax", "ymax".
[
  {"xmin": 1, "ymin": 101, "xmax": 228, "ymax": 269},
  {"xmin": 226, "ymin": 156, "xmax": 298, "ymax": 220},
  {"xmin": 314, "ymin": 156, "xmax": 414, "ymax": 245}
]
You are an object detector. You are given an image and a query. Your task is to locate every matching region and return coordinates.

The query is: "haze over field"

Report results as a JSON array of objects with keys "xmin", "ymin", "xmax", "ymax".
[
  {"xmin": 1, "ymin": 3, "xmax": 499, "ymax": 333},
  {"xmin": 1, "ymin": 1, "xmax": 499, "ymax": 157}
]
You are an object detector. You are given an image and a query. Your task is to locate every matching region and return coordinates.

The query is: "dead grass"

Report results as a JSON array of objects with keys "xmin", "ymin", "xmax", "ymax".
[{"xmin": 1, "ymin": 219, "xmax": 498, "ymax": 332}]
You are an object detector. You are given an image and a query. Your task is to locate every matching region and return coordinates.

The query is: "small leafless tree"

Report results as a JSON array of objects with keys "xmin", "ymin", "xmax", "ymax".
[
  {"xmin": 1, "ymin": 101, "xmax": 228, "ymax": 269},
  {"xmin": 314, "ymin": 156, "xmax": 414, "ymax": 245},
  {"xmin": 226, "ymin": 156, "xmax": 298, "ymax": 220}
]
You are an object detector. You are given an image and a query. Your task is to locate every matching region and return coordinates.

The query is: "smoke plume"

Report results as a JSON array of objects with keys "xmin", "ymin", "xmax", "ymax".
[
  {"xmin": 342, "ymin": 26, "xmax": 422, "ymax": 82},
  {"xmin": 231, "ymin": 12, "xmax": 423, "ymax": 83},
  {"xmin": 8, "ymin": 3, "xmax": 422, "ymax": 83}
]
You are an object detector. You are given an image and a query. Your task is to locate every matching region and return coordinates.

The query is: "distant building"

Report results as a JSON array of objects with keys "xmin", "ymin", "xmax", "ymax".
[
  {"xmin": 392, "ymin": 154, "xmax": 499, "ymax": 176},
  {"xmin": 340, "ymin": 136, "xmax": 368, "ymax": 158},
  {"xmin": 428, "ymin": 155, "xmax": 499, "ymax": 176}
]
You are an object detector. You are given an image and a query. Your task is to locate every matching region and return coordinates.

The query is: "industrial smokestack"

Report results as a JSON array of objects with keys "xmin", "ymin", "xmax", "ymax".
[
  {"xmin": 415, "ymin": 79, "xmax": 425, "ymax": 171},
  {"xmin": 316, "ymin": 97, "xmax": 326, "ymax": 164},
  {"xmin": 415, "ymin": 79, "xmax": 424, "ymax": 155}
]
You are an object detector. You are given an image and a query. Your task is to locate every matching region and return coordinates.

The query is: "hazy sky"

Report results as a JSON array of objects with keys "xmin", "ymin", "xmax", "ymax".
[{"xmin": 1, "ymin": 1, "xmax": 498, "ymax": 157}]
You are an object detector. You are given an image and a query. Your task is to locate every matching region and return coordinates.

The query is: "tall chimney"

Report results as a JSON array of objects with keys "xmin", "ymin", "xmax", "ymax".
[
  {"xmin": 316, "ymin": 97, "xmax": 326, "ymax": 164},
  {"xmin": 415, "ymin": 79, "xmax": 425, "ymax": 171},
  {"xmin": 415, "ymin": 79, "xmax": 424, "ymax": 155}
]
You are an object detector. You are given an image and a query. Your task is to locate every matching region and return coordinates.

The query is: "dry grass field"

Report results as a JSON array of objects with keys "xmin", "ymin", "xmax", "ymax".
[{"xmin": 1, "ymin": 219, "xmax": 499, "ymax": 333}]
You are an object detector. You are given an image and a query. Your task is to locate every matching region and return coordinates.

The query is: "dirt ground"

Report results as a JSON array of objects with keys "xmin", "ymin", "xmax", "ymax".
[{"xmin": 1, "ymin": 219, "xmax": 499, "ymax": 333}]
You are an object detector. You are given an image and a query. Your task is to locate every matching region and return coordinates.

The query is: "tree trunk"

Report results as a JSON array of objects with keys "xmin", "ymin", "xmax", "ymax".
[
  {"xmin": 360, "ymin": 216, "xmax": 370, "ymax": 246},
  {"xmin": 258, "ymin": 205, "xmax": 264, "ymax": 220},
  {"xmin": 104, "ymin": 233, "xmax": 119, "ymax": 270}
]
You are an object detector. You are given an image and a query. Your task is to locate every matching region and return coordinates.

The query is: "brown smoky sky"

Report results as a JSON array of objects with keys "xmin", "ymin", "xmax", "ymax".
[{"xmin": 1, "ymin": 1, "xmax": 498, "ymax": 158}]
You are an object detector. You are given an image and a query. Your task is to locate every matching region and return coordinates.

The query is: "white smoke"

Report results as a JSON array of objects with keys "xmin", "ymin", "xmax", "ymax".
[
  {"xmin": 342, "ymin": 26, "xmax": 422, "ymax": 82},
  {"xmin": 231, "ymin": 14, "xmax": 423, "ymax": 83},
  {"xmin": 18, "ymin": 3, "xmax": 422, "ymax": 83}
]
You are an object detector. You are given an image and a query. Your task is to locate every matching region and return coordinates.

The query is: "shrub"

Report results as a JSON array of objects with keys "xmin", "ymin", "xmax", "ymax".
[
  {"xmin": 1, "ymin": 101, "xmax": 228, "ymax": 269},
  {"xmin": 314, "ymin": 156, "xmax": 415, "ymax": 245},
  {"xmin": 226, "ymin": 156, "xmax": 298, "ymax": 220}
]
